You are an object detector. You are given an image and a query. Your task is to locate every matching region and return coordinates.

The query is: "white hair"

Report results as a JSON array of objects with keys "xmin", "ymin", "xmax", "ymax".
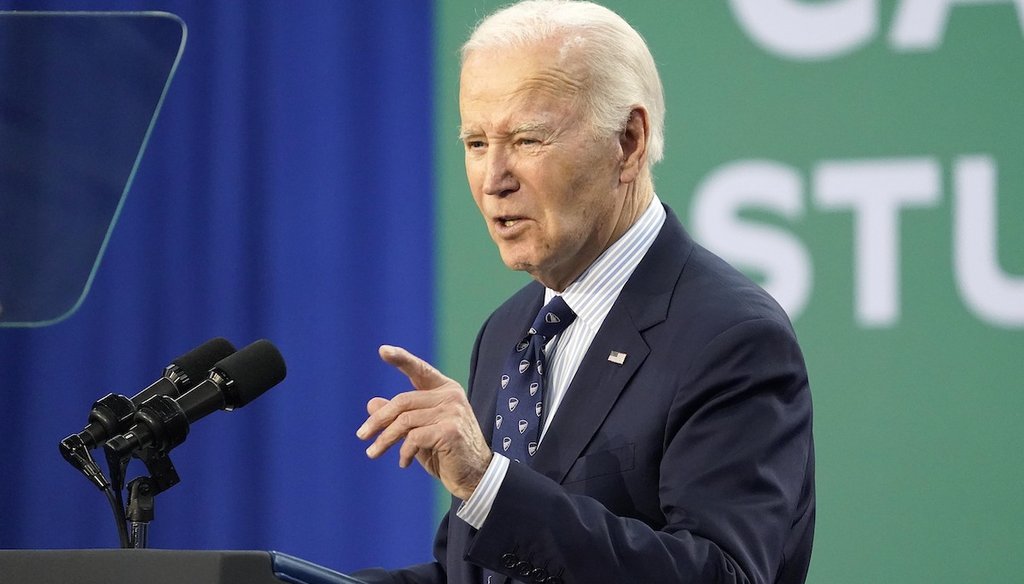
[{"xmin": 462, "ymin": 0, "xmax": 666, "ymax": 166}]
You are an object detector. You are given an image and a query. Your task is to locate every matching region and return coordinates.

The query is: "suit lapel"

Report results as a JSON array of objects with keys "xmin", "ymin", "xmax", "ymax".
[
  {"xmin": 470, "ymin": 208, "xmax": 693, "ymax": 484},
  {"xmin": 530, "ymin": 306, "xmax": 650, "ymax": 482},
  {"xmin": 532, "ymin": 208, "xmax": 692, "ymax": 483}
]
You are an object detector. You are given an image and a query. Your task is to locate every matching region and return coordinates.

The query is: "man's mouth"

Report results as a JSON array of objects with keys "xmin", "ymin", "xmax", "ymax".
[{"xmin": 496, "ymin": 216, "xmax": 525, "ymax": 227}]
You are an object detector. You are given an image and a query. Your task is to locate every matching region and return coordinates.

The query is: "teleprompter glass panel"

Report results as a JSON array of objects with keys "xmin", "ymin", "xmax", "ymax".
[{"xmin": 0, "ymin": 12, "xmax": 185, "ymax": 326}]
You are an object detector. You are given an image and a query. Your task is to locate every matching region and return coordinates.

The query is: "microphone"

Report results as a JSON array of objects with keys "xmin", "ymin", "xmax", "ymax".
[
  {"xmin": 105, "ymin": 339, "xmax": 286, "ymax": 459},
  {"xmin": 60, "ymin": 337, "xmax": 236, "ymax": 455}
]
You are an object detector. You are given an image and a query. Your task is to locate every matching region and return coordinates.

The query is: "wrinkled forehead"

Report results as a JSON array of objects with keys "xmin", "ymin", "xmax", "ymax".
[{"xmin": 459, "ymin": 43, "xmax": 586, "ymax": 123}]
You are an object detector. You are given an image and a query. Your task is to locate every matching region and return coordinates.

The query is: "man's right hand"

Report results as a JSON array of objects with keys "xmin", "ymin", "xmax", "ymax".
[{"xmin": 356, "ymin": 345, "xmax": 493, "ymax": 501}]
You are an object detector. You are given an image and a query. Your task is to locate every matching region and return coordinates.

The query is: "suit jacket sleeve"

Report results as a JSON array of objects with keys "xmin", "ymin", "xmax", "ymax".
[{"xmin": 463, "ymin": 316, "xmax": 814, "ymax": 584}]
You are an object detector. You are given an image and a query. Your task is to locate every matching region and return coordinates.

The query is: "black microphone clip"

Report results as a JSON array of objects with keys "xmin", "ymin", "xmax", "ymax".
[{"xmin": 59, "ymin": 434, "xmax": 109, "ymax": 491}]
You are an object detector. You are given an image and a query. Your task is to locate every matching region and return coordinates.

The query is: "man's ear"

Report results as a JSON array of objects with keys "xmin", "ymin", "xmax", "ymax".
[{"xmin": 619, "ymin": 106, "xmax": 649, "ymax": 184}]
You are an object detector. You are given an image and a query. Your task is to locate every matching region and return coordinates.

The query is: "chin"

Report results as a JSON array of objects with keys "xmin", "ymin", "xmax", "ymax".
[
  {"xmin": 496, "ymin": 245, "xmax": 531, "ymax": 271},
  {"xmin": 499, "ymin": 253, "xmax": 536, "ymax": 274},
  {"xmin": 503, "ymin": 259, "xmax": 534, "ymax": 273}
]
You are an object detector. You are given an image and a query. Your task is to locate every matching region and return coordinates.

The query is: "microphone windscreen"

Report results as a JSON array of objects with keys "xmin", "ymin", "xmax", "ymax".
[
  {"xmin": 171, "ymin": 337, "xmax": 237, "ymax": 384},
  {"xmin": 214, "ymin": 339, "xmax": 287, "ymax": 407}
]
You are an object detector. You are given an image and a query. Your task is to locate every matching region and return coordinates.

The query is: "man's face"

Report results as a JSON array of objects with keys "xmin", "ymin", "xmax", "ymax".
[{"xmin": 459, "ymin": 43, "xmax": 628, "ymax": 291}]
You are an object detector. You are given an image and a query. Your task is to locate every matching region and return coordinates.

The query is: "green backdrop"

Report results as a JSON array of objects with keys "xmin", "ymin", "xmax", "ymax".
[{"xmin": 435, "ymin": 1, "xmax": 1023, "ymax": 582}]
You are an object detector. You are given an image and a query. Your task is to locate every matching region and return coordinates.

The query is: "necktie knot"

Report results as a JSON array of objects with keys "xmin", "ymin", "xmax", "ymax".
[{"xmin": 527, "ymin": 295, "xmax": 576, "ymax": 343}]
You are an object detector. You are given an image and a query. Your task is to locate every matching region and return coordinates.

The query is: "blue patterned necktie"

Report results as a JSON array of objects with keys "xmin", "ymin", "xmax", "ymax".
[
  {"xmin": 492, "ymin": 295, "xmax": 577, "ymax": 465},
  {"xmin": 483, "ymin": 296, "xmax": 575, "ymax": 584}
]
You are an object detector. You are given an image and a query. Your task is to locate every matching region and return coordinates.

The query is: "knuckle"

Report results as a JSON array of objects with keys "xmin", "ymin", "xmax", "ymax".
[
  {"xmin": 438, "ymin": 385, "xmax": 463, "ymax": 403},
  {"xmin": 390, "ymin": 393, "xmax": 409, "ymax": 409},
  {"xmin": 417, "ymin": 359, "xmax": 435, "ymax": 375},
  {"xmin": 437, "ymin": 420, "xmax": 461, "ymax": 440},
  {"xmin": 404, "ymin": 427, "xmax": 426, "ymax": 448},
  {"xmin": 374, "ymin": 428, "xmax": 397, "ymax": 448},
  {"xmin": 393, "ymin": 410, "xmax": 415, "ymax": 431}
]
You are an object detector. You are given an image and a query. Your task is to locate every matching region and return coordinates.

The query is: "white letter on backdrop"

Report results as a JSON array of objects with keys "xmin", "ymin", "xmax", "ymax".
[
  {"xmin": 728, "ymin": 0, "xmax": 877, "ymax": 60},
  {"xmin": 692, "ymin": 160, "xmax": 812, "ymax": 320},
  {"xmin": 954, "ymin": 155, "xmax": 1024, "ymax": 327},
  {"xmin": 891, "ymin": 0, "xmax": 1024, "ymax": 51},
  {"xmin": 815, "ymin": 159, "xmax": 941, "ymax": 327}
]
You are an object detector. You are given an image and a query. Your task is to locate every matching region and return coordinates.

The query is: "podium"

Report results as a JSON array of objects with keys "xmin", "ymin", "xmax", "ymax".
[{"xmin": 0, "ymin": 550, "xmax": 367, "ymax": 584}]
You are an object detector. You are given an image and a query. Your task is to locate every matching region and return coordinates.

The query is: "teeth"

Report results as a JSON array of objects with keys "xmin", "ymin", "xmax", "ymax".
[{"xmin": 503, "ymin": 219, "xmax": 516, "ymax": 227}]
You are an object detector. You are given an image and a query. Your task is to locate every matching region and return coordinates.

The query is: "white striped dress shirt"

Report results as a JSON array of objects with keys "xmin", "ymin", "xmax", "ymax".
[{"xmin": 458, "ymin": 195, "xmax": 666, "ymax": 528}]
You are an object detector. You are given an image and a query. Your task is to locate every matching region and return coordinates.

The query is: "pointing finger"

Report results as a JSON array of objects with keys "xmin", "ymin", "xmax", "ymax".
[{"xmin": 379, "ymin": 345, "xmax": 452, "ymax": 390}]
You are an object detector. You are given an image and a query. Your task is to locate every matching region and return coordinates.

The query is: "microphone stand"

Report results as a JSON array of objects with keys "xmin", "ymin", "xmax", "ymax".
[
  {"xmin": 112, "ymin": 448, "xmax": 180, "ymax": 548},
  {"xmin": 101, "ymin": 389, "xmax": 190, "ymax": 548},
  {"xmin": 126, "ymin": 477, "xmax": 155, "ymax": 548}
]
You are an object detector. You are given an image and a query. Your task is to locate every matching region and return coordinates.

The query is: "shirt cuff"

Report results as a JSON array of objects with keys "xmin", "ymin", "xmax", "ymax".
[{"xmin": 456, "ymin": 453, "xmax": 510, "ymax": 529}]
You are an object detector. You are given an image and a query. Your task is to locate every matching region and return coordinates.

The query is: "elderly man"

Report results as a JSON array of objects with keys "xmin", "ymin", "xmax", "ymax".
[{"xmin": 355, "ymin": 1, "xmax": 814, "ymax": 583}]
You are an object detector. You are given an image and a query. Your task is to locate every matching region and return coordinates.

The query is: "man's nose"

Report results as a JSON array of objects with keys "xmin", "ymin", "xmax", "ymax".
[{"xmin": 482, "ymin": 147, "xmax": 519, "ymax": 197}]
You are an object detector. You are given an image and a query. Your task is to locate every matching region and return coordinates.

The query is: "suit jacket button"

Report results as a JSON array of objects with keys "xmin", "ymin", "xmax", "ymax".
[
  {"xmin": 515, "ymin": 560, "xmax": 534, "ymax": 577},
  {"xmin": 502, "ymin": 553, "xmax": 518, "ymax": 569},
  {"xmin": 529, "ymin": 567, "xmax": 549, "ymax": 582}
]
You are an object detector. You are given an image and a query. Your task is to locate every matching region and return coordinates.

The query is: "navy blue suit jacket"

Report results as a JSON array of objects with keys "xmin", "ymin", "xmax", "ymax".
[{"xmin": 356, "ymin": 207, "xmax": 815, "ymax": 584}]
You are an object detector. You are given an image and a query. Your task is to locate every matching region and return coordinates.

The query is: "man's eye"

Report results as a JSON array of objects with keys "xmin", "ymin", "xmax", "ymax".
[
  {"xmin": 466, "ymin": 140, "xmax": 486, "ymax": 150},
  {"xmin": 517, "ymin": 138, "xmax": 540, "ymax": 147}
]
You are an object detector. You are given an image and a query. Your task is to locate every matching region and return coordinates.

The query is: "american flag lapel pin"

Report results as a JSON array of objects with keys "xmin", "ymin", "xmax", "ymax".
[{"xmin": 607, "ymin": 350, "xmax": 627, "ymax": 365}]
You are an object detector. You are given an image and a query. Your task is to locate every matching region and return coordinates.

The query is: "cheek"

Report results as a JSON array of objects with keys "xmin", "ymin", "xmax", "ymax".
[
  {"xmin": 465, "ymin": 164, "xmax": 486, "ymax": 210},
  {"xmin": 550, "ymin": 170, "xmax": 608, "ymax": 232},
  {"xmin": 537, "ymin": 199, "xmax": 591, "ymax": 255},
  {"xmin": 465, "ymin": 157, "xmax": 479, "ymax": 188}
]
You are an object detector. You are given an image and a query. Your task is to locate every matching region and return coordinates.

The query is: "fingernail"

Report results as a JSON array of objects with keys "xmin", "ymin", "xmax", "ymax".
[
  {"xmin": 356, "ymin": 425, "xmax": 367, "ymax": 439},
  {"xmin": 365, "ymin": 446, "xmax": 374, "ymax": 458}
]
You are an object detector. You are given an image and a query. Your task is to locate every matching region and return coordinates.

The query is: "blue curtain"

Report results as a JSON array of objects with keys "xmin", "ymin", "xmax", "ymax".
[{"xmin": 0, "ymin": 0, "xmax": 437, "ymax": 573}]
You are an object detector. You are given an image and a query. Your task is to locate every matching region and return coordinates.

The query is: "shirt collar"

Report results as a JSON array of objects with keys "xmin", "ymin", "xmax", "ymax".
[{"xmin": 545, "ymin": 194, "xmax": 666, "ymax": 329}]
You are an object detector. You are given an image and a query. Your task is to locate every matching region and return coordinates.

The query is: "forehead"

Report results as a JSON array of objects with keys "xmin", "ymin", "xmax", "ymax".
[{"xmin": 458, "ymin": 44, "xmax": 584, "ymax": 130}]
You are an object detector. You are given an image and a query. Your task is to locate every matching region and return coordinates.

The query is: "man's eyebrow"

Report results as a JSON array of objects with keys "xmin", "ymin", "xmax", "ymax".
[
  {"xmin": 509, "ymin": 122, "xmax": 550, "ymax": 135},
  {"xmin": 457, "ymin": 122, "xmax": 552, "ymax": 142}
]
